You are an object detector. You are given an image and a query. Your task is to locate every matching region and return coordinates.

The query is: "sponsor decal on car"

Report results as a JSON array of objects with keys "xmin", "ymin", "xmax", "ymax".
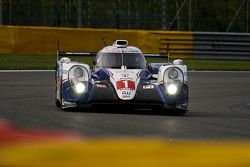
[
  {"xmin": 116, "ymin": 80, "xmax": 135, "ymax": 90},
  {"xmin": 105, "ymin": 47, "xmax": 140, "ymax": 53},
  {"xmin": 96, "ymin": 84, "xmax": 108, "ymax": 88},
  {"xmin": 121, "ymin": 90, "xmax": 131, "ymax": 98},
  {"xmin": 108, "ymin": 69, "xmax": 141, "ymax": 100},
  {"xmin": 143, "ymin": 85, "xmax": 154, "ymax": 89}
]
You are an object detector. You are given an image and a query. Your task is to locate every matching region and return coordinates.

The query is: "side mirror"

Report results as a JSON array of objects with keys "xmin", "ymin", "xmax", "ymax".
[
  {"xmin": 91, "ymin": 73, "xmax": 99, "ymax": 80},
  {"xmin": 147, "ymin": 74, "xmax": 158, "ymax": 80}
]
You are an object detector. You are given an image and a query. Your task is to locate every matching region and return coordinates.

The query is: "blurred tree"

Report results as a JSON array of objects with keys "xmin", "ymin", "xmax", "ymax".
[
  {"xmin": 0, "ymin": 0, "xmax": 2, "ymax": 25},
  {"xmin": 0, "ymin": 0, "xmax": 249, "ymax": 32}
]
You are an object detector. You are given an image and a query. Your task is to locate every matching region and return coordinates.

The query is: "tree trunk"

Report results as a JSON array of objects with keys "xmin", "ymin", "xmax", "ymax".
[
  {"xmin": 247, "ymin": 0, "xmax": 249, "ymax": 32},
  {"xmin": 188, "ymin": 0, "xmax": 192, "ymax": 31},
  {"xmin": 176, "ymin": 0, "xmax": 180, "ymax": 30},
  {"xmin": 76, "ymin": 0, "xmax": 83, "ymax": 28},
  {"xmin": 162, "ymin": 0, "xmax": 167, "ymax": 30},
  {"xmin": 127, "ymin": 0, "xmax": 131, "ymax": 29},
  {"xmin": 69, "ymin": 0, "xmax": 72, "ymax": 26},
  {"xmin": 8, "ymin": 0, "xmax": 12, "ymax": 24},
  {"xmin": 0, "ymin": 0, "xmax": 3, "ymax": 25},
  {"xmin": 134, "ymin": 0, "xmax": 139, "ymax": 29}
]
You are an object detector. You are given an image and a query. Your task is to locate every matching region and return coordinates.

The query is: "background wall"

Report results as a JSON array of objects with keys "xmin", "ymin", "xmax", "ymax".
[
  {"xmin": 0, "ymin": 25, "xmax": 193, "ymax": 58},
  {"xmin": 1, "ymin": 25, "xmax": 250, "ymax": 60}
]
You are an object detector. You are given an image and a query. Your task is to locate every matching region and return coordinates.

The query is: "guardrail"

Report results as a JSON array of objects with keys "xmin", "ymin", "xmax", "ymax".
[
  {"xmin": 160, "ymin": 31, "xmax": 250, "ymax": 60},
  {"xmin": 192, "ymin": 32, "xmax": 250, "ymax": 60},
  {"xmin": 158, "ymin": 32, "xmax": 193, "ymax": 59}
]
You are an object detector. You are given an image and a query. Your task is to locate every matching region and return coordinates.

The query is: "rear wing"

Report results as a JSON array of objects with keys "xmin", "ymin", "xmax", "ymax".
[
  {"xmin": 57, "ymin": 52, "xmax": 97, "ymax": 60},
  {"xmin": 57, "ymin": 52, "xmax": 168, "ymax": 60},
  {"xmin": 56, "ymin": 39, "xmax": 169, "ymax": 61},
  {"xmin": 144, "ymin": 54, "xmax": 169, "ymax": 58}
]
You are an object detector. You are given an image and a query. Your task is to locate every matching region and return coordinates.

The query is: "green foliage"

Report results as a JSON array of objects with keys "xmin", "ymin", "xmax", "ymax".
[{"xmin": 1, "ymin": 0, "xmax": 249, "ymax": 32}]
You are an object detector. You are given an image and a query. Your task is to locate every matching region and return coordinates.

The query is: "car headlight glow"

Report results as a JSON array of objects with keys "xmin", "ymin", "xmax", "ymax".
[
  {"xmin": 166, "ymin": 84, "xmax": 178, "ymax": 95},
  {"xmin": 163, "ymin": 67, "xmax": 184, "ymax": 96},
  {"xmin": 75, "ymin": 82, "xmax": 86, "ymax": 94},
  {"xmin": 69, "ymin": 65, "xmax": 89, "ymax": 95}
]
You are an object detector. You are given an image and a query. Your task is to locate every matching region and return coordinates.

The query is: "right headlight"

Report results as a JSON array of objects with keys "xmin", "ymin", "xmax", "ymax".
[
  {"xmin": 163, "ymin": 67, "xmax": 184, "ymax": 96},
  {"xmin": 74, "ymin": 67, "xmax": 84, "ymax": 78},
  {"xmin": 69, "ymin": 66, "xmax": 89, "ymax": 94}
]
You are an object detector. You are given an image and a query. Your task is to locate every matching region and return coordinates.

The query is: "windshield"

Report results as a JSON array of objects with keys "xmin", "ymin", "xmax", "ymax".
[{"xmin": 96, "ymin": 52, "xmax": 146, "ymax": 69}]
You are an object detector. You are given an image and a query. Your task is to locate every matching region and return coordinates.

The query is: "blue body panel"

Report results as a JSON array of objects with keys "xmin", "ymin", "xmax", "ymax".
[{"xmin": 61, "ymin": 67, "xmax": 188, "ymax": 109}]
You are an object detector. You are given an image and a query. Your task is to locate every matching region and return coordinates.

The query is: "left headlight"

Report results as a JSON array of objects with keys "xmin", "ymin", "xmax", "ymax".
[
  {"xmin": 69, "ymin": 66, "xmax": 89, "ymax": 94},
  {"xmin": 74, "ymin": 67, "xmax": 84, "ymax": 78},
  {"xmin": 163, "ymin": 67, "xmax": 184, "ymax": 96},
  {"xmin": 168, "ymin": 68, "xmax": 179, "ymax": 79}
]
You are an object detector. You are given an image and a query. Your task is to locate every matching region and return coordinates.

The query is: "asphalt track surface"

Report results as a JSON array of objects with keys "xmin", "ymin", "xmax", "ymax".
[{"xmin": 0, "ymin": 71, "xmax": 250, "ymax": 140}]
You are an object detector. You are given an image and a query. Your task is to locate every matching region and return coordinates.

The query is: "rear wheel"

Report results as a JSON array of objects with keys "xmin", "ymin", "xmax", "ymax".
[{"xmin": 55, "ymin": 74, "xmax": 63, "ymax": 109}]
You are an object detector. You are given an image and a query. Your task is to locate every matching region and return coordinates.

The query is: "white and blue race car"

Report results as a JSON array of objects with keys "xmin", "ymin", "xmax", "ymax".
[{"xmin": 55, "ymin": 40, "xmax": 188, "ymax": 114}]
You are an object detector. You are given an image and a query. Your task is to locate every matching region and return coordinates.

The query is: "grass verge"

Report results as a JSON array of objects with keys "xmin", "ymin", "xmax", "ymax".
[{"xmin": 1, "ymin": 54, "xmax": 250, "ymax": 71}]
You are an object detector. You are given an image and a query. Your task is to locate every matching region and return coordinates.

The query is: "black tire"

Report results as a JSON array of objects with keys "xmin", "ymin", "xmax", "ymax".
[
  {"xmin": 162, "ymin": 105, "xmax": 187, "ymax": 115},
  {"xmin": 174, "ymin": 109, "xmax": 187, "ymax": 115},
  {"xmin": 55, "ymin": 85, "xmax": 60, "ymax": 107},
  {"xmin": 166, "ymin": 109, "xmax": 187, "ymax": 115},
  {"xmin": 55, "ymin": 73, "xmax": 63, "ymax": 110},
  {"xmin": 55, "ymin": 98, "xmax": 61, "ymax": 108}
]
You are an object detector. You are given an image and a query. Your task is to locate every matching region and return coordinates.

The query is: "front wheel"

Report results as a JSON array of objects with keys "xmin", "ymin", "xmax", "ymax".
[
  {"xmin": 162, "ymin": 105, "xmax": 187, "ymax": 115},
  {"xmin": 55, "ymin": 98, "xmax": 61, "ymax": 108}
]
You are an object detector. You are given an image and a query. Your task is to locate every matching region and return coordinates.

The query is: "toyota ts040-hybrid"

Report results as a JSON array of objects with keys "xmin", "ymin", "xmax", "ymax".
[{"xmin": 55, "ymin": 40, "xmax": 188, "ymax": 114}]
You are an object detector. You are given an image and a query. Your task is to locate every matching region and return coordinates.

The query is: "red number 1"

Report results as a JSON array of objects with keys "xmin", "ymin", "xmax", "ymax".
[{"xmin": 116, "ymin": 80, "xmax": 135, "ymax": 90}]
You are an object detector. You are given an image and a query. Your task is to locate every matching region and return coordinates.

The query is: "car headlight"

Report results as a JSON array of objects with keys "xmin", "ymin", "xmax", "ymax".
[
  {"xmin": 163, "ymin": 67, "xmax": 184, "ymax": 96},
  {"xmin": 168, "ymin": 68, "xmax": 178, "ymax": 79},
  {"xmin": 75, "ymin": 82, "xmax": 86, "ymax": 94},
  {"xmin": 69, "ymin": 66, "xmax": 89, "ymax": 94},
  {"xmin": 74, "ymin": 67, "xmax": 84, "ymax": 78}
]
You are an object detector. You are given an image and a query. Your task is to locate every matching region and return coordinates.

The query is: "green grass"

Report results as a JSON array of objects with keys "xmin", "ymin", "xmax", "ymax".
[
  {"xmin": 0, "ymin": 55, "xmax": 56, "ymax": 70},
  {"xmin": 148, "ymin": 57, "xmax": 250, "ymax": 71},
  {"xmin": 0, "ymin": 55, "xmax": 93, "ymax": 70},
  {"xmin": 1, "ymin": 54, "xmax": 250, "ymax": 71}
]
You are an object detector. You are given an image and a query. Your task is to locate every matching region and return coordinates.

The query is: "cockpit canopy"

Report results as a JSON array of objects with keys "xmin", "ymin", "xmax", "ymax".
[{"xmin": 95, "ymin": 52, "xmax": 146, "ymax": 69}]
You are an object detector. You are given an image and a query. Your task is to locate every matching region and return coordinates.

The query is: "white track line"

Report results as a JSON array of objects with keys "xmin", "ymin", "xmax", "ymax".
[
  {"xmin": 189, "ymin": 70, "xmax": 250, "ymax": 73},
  {"xmin": 0, "ymin": 70, "xmax": 55, "ymax": 72}
]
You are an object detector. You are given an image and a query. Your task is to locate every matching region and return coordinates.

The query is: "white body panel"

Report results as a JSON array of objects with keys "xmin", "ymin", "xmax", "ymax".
[
  {"xmin": 107, "ymin": 68, "xmax": 141, "ymax": 100},
  {"xmin": 56, "ymin": 59, "xmax": 90, "ymax": 107}
]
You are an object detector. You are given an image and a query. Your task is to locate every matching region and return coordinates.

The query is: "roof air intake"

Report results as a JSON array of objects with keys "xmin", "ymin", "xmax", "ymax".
[{"xmin": 113, "ymin": 40, "xmax": 128, "ymax": 48}]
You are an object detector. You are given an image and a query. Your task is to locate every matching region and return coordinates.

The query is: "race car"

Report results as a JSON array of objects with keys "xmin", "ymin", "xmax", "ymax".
[{"xmin": 55, "ymin": 40, "xmax": 188, "ymax": 114}]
